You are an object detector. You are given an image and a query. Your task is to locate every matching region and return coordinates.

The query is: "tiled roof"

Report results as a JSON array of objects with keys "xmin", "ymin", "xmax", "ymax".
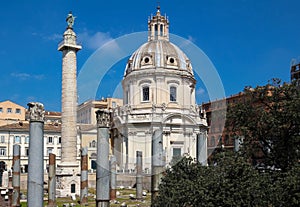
[
  {"xmin": 45, "ymin": 111, "xmax": 62, "ymax": 116},
  {"xmin": 0, "ymin": 122, "xmax": 61, "ymax": 132},
  {"xmin": 25, "ymin": 111, "xmax": 62, "ymax": 118}
]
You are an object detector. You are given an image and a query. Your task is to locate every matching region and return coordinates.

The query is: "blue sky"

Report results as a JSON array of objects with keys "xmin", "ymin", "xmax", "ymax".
[{"xmin": 0, "ymin": 0, "xmax": 299, "ymax": 112}]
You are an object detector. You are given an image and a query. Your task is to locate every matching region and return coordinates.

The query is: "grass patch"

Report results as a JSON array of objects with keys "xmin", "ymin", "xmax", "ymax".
[{"xmin": 20, "ymin": 188, "xmax": 151, "ymax": 207}]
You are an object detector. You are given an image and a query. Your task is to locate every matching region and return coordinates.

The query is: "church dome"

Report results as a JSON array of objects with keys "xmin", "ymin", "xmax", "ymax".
[
  {"xmin": 124, "ymin": 40, "xmax": 193, "ymax": 77},
  {"xmin": 124, "ymin": 6, "xmax": 193, "ymax": 77}
]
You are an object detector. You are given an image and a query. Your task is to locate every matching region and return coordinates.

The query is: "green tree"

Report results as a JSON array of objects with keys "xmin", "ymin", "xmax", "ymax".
[
  {"xmin": 227, "ymin": 79, "xmax": 300, "ymax": 171},
  {"xmin": 152, "ymin": 154, "xmax": 270, "ymax": 207},
  {"xmin": 153, "ymin": 155, "xmax": 300, "ymax": 206},
  {"xmin": 280, "ymin": 164, "xmax": 300, "ymax": 206}
]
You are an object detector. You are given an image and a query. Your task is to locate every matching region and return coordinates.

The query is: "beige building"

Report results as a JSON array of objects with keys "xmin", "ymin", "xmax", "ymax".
[
  {"xmin": 0, "ymin": 122, "xmax": 63, "ymax": 173},
  {"xmin": 78, "ymin": 98, "xmax": 123, "ymax": 124},
  {"xmin": 0, "ymin": 100, "xmax": 26, "ymax": 126},
  {"xmin": 0, "ymin": 98, "xmax": 121, "ymax": 174},
  {"xmin": 78, "ymin": 98, "xmax": 123, "ymax": 171},
  {"xmin": 0, "ymin": 101, "xmax": 65, "ymax": 176}
]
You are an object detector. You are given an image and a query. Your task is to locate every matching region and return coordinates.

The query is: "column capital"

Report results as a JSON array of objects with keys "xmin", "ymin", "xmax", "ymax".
[
  {"xmin": 27, "ymin": 102, "xmax": 45, "ymax": 122},
  {"xmin": 96, "ymin": 109, "xmax": 111, "ymax": 128}
]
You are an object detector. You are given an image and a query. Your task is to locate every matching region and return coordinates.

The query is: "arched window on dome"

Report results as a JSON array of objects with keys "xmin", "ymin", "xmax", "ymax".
[
  {"xmin": 167, "ymin": 56, "xmax": 178, "ymax": 66},
  {"xmin": 170, "ymin": 86, "xmax": 177, "ymax": 102},
  {"xmin": 142, "ymin": 86, "xmax": 150, "ymax": 102},
  {"xmin": 141, "ymin": 55, "xmax": 152, "ymax": 66}
]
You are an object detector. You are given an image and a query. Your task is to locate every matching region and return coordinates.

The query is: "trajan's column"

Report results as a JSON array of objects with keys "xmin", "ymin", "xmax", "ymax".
[{"xmin": 57, "ymin": 12, "xmax": 82, "ymax": 197}]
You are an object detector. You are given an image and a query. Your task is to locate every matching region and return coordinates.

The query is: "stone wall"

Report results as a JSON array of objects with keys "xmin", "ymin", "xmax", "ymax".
[{"xmin": 19, "ymin": 173, "xmax": 152, "ymax": 193}]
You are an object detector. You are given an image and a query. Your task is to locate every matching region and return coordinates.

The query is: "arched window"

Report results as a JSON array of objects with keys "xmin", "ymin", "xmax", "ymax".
[
  {"xmin": 142, "ymin": 86, "xmax": 150, "ymax": 102},
  {"xmin": 170, "ymin": 86, "xmax": 177, "ymax": 102}
]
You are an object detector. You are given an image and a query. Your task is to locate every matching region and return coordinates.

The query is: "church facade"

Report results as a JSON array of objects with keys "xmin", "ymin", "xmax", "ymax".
[{"xmin": 112, "ymin": 7, "xmax": 208, "ymax": 171}]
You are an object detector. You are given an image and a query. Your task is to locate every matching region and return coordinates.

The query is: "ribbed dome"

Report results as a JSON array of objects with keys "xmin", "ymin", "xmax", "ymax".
[
  {"xmin": 124, "ymin": 39, "xmax": 193, "ymax": 77},
  {"xmin": 124, "ymin": 7, "xmax": 194, "ymax": 78}
]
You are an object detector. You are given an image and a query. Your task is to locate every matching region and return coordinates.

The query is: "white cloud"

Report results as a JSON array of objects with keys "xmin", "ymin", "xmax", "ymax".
[
  {"xmin": 187, "ymin": 35, "xmax": 196, "ymax": 43},
  {"xmin": 177, "ymin": 35, "xmax": 196, "ymax": 48},
  {"xmin": 26, "ymin": 96, "xmax": 37, "ymax": 102},
  {"xmin": 11, "ymin": 73, "xmax": 45, "ymax": 81},
  {"xmin": 32, "ymin": 32, "xmax": 62, "ymax": 41},
  {"xmin": 10, "ymin": 94, "xmax": 20, "ymax": 101},
  {"xmin": 33, "ymin": 74, "xmax": 45, "ymax": 80},
  {"xmin": 11, "ymin": 73, "xmax": 30, "ymax": 80},
  {"xmin": 78, "ymin": 31, "xmax": 113, "ymax": 50},
  {"xmin": 42, "ymin": 30, "xmax": 115, "ymax": 50},
  {"xmin": 196, "ymin": 87, "xmax": 205, "ymax": 95},
  {"xmin": 44, "ymin": 33, "xmax": 61, "ymax": 41}
]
